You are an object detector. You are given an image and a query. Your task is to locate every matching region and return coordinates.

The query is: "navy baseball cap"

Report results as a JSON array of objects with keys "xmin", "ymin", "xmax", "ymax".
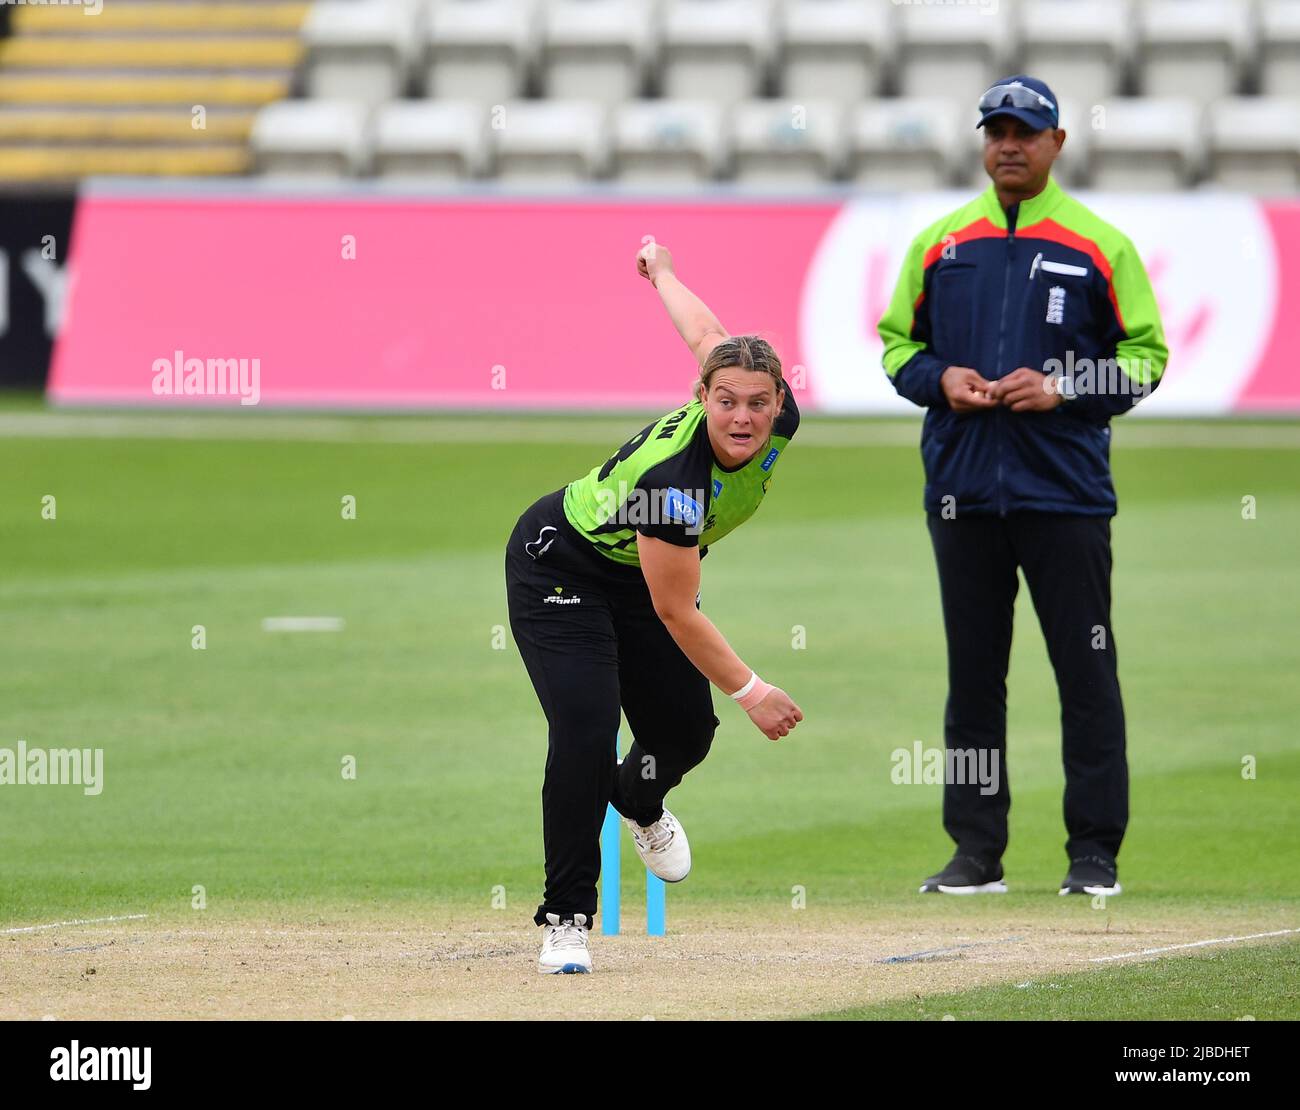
[{"xmin": 976, "ymin": 75, "xmax": 1060, "ymax": 131}]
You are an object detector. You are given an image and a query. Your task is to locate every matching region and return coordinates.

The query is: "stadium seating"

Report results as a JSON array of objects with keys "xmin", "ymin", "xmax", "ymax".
[
  {"xmin": 778, "ymin": 0, "xmax": 890, "ymax": 105},
  {"xmin": 1135, "ymin": 0, "xmax": 1252, "ymax": 105},
  {"xmin": 0, "ymin": 1, "xmax": 308, "ymax": 182},
  {"xmin": 540, "ymin": 0, "xmax": 655, "ymax": 105},
  {"xmin": 659, "ymin": 0, "xmax": 774, "ymax": 106},
  {"xmin": 1205, "ymin": 96, "xmax": 1300, "ymax": 191},
  {"xmin": 731, "ymin": 97, "xmax": 843, "ymax": 185},
  {"xmin": 894, "ymin": 2, "xmax": 1008, "ymax": 103},
  {"xmin": 303, "ymin": 0, "xmax": 418, "ymax": 105},
  {"xmin": 1019, "ymin": 0, "xmax": 1130, "ymax": 110},
  {"xmin": 372, "ymin": 99, "xmax": 492, "ymax": 180},
  {"xmin": 3, "ymin": 0, "xmax": 1299, "ymax": 192},
  {"xmin": 492, "ymin": 98, "xmax": 609, "ymax": 181},
  {"xmin": 846, "ymin": 98, "xmax": 962, "ymax": 192},
  {"xmin": 1087, "ymin": 97, "xmax": 1202, "ymax": 190},
  {"xmin": 250, "ymin": 98, "xmax": 371, "ymax": 177},
  {"xmin": 423, "ymin": 0, "xmax": 538, "ymax": 104},
  {"xmin": 1260, "ymin": 0, "xmax": 1300, "ymax": 98},
  {"xmin": 610, "ymin": 99, "xmax": 728, "ymax": 184}
]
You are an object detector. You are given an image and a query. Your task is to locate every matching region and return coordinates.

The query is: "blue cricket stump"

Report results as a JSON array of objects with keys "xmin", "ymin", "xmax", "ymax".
[{"xmin": 600, "ymin": 738, "xmax": 666, "ymax": 937}]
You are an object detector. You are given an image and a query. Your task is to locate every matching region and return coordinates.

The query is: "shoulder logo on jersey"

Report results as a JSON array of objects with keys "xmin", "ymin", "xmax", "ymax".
[
  {"xmin": 664, "ymin": 487, "xmax": 702, "ymax": 527},
  {"xmin": 524, "ymin": 525, "xmax": 558, "ymax": 560},
  {"xmin": 760, "ymin": 447, "xmax": 780, "ymax": 472},
  {"xmin": 711, "ymin": 478, "xmax": 723, "ymax": 498}
]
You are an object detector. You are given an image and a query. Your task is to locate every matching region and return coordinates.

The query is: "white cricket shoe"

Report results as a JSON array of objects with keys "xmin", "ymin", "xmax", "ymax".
[
  {"xmin": 538, "ymin": 912, "xmax": 592, "ymax": 974},
  {"xmin": 623, "ymin": 806, "xmax": 691, "ymax": 883}
]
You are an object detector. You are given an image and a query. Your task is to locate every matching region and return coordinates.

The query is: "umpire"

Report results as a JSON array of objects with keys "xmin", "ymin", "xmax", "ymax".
[{"xmin": 877, "ymin": 76, "xmax": 1169, "ymax": 897}]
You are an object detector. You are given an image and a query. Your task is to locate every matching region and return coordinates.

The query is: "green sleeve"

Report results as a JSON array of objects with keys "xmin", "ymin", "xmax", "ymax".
[
  {"xmin": 878, "ymin": 230, "xmax": 949, "ymax": 408},
  {"xmin": 1068, "ymin": 235, "xmax": 1169, "ymax": 420}
]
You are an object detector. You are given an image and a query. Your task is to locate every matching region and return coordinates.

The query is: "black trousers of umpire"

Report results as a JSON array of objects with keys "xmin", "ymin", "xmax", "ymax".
[
  {"xmin": 926, "ymin": 511, "xmax": 1128, "ymax": 867},
  {"xmin": 506, "ymin": 491, "xmax": 718, "ymax": 927}
]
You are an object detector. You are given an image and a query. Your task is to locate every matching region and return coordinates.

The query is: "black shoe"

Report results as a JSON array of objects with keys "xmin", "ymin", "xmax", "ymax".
[
  {"xmin": 1060, "ymin": 855, "xmax": 1122, "ymax": 896},
  {"xmin": 918, "ymin": 854, "xmax": 1007, "ymax": 895}
]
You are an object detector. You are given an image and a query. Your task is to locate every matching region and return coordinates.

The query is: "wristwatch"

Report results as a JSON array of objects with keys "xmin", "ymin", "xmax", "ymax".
[{"xmin": 1049, "ymin": 372, "xmax": 1077, "ymax": 402}]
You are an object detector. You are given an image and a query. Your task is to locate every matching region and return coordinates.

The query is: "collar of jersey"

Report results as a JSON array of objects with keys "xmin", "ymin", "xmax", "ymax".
[{"xmin": 979, "ymin": 173, "xmax": 1064, "ymax": 231}]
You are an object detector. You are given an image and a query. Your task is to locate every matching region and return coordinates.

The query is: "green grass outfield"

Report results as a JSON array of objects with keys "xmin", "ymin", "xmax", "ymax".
[
  {"xmin": 1, "ymin": 404, "xmax": 1297, "ymax": 1015},
  {"xmin": 812, "ymin": 939, "xmax": 1300, "ymax": 1020}
]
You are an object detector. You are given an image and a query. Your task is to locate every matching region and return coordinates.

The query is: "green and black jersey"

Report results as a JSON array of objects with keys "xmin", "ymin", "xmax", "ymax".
[{"xmin": 562, "ymin": 389, "xmax": 799, "ymax": 568}]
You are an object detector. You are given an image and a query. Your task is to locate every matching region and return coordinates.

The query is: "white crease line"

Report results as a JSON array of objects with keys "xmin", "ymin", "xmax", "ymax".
[
  {"xmin": 2, "ymin": 913, "xmax": 149, "ymax": 935},
  {"xmin": 1089, "ymin": 927, "xmax": 1300, "ymax": 963},
  {"xmin": 261, "ymin": 616, "xmax": 345, "ymax": 632}
]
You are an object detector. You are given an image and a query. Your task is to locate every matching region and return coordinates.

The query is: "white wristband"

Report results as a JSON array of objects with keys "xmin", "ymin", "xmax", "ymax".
[{"xmin": 730, "ymin": 671, "xmax": 758, "ymax": 701}]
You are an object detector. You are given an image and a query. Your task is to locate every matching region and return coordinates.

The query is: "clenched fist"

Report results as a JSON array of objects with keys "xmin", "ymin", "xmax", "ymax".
[
  {"xmin": 747, "ymin": 686, "xmax": 804, "ymax": 741},
  {"xmin": 636, "ymin": 242, "xmax": 675, "ymax": 286}
]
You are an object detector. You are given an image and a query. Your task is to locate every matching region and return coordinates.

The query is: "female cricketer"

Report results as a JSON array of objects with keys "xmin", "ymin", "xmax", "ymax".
[{"xmin": 505, "ymin": 243, "xmax": 804, "ymax": 974}]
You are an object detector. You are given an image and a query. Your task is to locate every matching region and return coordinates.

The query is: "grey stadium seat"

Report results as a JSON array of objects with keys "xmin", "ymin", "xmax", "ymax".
[
  {"xmin": 423, "ymin": 0, "xmax": 540, "ymax": 104},
  {"xmin": 1086, "ymin": 97, "xmax": 1201, "ymax": 191},
  {"xmin": 659, "ymin": 0, "xmax": 775, "ymax": 106},
  {"xmin": 304, "ymin": 0, "xmax": 420, "ymax": 107},
  {"xmin": 540, "ymin": 0, "xmax": 655, "ymax": 106},
  {"xmin": 252, "ymin": 99, "xmax": 373, "ymax": 179},
  {"xmin": 730, "ymin": 98, "xmax": 844, "ymax": 186},
  {"xmin": 846, "ymin": 99, "xmax": 960, "ymax": 192},
  {"xmin": 610, "ymin": 99, "xmax": 729, "ymax": 185},
  {"xmin": 1260, "ymin": 0, "xmax": 1300, "ymax": 99},
  {"xmin": 491, "ymin": 99, "xmax": 610, "ymax": 183},
  {"xmin": 373, "ymin": 100, "xmax": 492, "ymax": 181},
  {"xmin": 1204, "ymin": 97, "xmax": 1300, "ymax": 194},
  {"xmin": 895, "ymin": 1, "xmax": 1014, "ymax": 106},
  {"xmin": 777, "ymin": 0, "xmax": 891, "ymax": 105},
  {"xmin": 1134, "ymin": 0, "xmax": 1251, "ymax": 104}
]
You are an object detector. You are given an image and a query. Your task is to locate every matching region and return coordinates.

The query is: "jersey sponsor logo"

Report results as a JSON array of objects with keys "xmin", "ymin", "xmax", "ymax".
[
  {"xmin": 664, "ymin": 486, "xmax": 702, "ymax": 527},
  {"xmin": 760, "ymin": 447, "xmax": 780, "ymax": 471},
  {"xmin": 596, "ymin": 481, "xmax": 704, "ymax": 534},
  {"xmin": 524, "ymin": 525, "xmax": 558, "ymax": 560},
  {"xmin": 712, "ymin": 478, "xmax": 723, "ymax": 498},
  {"xmin": 543, "ymin": 586, "xmax": 582, "ymax": 605}
]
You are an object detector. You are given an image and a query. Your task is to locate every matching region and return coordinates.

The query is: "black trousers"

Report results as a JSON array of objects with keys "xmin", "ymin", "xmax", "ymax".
[
  {"xmin": 505, "ymin": 491, "xmax": 718, "ymax": 927},
  {"xmin": 927, "ymin": 511, "xmax": 1128, "ymax": 866}
]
